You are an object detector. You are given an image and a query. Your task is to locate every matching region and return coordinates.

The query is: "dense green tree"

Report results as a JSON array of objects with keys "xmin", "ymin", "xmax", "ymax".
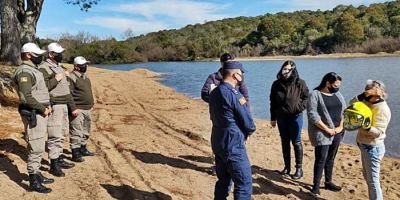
[
  {"xmin": 334, "ymin": 13, "xmax": 365, "ymax": 45},
  {"xmin": 258, "ymin": 17, "xmax": 295, "ymax": 40},
  {"xmin": 389, "ymin": 15, "xmax": 400, "ymax": 37}
]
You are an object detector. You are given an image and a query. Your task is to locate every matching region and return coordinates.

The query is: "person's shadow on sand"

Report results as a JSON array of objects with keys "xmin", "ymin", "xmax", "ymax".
[
  {"xmin": 0, "ymin": 138, "xmax": 28, "ymax": 161},
  {"xmin": 0, "ymin": 154, "xmax": 29, "ymax": 190},
  {"xmin": 252, "ymin": 165, "xmax": 322, "ymax": 199},
  {"xmin": 131, "ymin": 151, "xmax": 211, "ymax": 174},
  {"xmin": 178, "ymin": 155, "xmax": 213, "ymax": 164},
  {"xmin": 101, "ymin": 184, "xmax": 172, "ymax": 200}
]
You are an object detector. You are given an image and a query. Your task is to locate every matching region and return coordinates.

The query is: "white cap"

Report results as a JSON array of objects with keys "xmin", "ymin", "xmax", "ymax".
[
  {"xmin": 74, "ymin": 56, "xmax": 90, "ymax": 65},
  {"xmin": 47, "ymin": 42, "xmax": 65, "ymax": 53},
  {"xmin": 21, "ymin": 43, "xmax": 46, "ymax": 55}
]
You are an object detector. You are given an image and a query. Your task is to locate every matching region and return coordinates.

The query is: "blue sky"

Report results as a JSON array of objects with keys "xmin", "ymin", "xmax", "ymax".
[{"xmin": 37, "ymin": 0, "xmax": 390, "ymax": 40}]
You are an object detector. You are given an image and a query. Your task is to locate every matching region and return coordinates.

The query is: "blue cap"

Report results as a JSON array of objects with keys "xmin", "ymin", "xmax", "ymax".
[
  {"xmin": 220, "ymin": 53, "xmax": 234, "ymax": 62},
  {"xmin": 222, "ymin": 61, "xmax": 245, "ymax": 72}
]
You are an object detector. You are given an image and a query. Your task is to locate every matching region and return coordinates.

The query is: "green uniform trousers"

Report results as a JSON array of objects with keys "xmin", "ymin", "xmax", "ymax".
[
  {"xmin": 47, "ymin": 104, "xmax": 69, "ymax": 159},
  {"xmin": 21, "ymin": 114, "xmax": 47, "ymax": 174},
  {"xmin": 70, "ymin": 109, "xmax": 92, "ymax": 149}
]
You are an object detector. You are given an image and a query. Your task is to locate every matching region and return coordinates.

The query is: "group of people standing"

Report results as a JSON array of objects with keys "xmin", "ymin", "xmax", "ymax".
[
  {"xmin": 202, "ymin": 53, "xmax": 391, "ymax": 200},
  {"xmin": 13, "ymin": 42, "xmax": 95, "ymax": 193}
]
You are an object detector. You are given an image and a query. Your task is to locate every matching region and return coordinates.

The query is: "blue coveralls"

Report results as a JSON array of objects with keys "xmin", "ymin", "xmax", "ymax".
[{"xmin": 209, "ymin": 82, "xmax": 256, "ymax": 200}]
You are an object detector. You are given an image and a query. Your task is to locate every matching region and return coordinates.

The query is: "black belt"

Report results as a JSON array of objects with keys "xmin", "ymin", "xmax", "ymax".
[
  {"xmin": 41, "ymin": 102, "xmax": 51, "ymax": 107},
  {"xmin": 50, "ymin": 102, "xmax": 67, "ymax": 106}
]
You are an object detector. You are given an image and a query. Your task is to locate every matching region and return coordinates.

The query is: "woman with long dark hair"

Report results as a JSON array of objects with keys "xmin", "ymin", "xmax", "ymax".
[
  {"xmin": 270, "ymin": 60, "xmax": 309, "ymax": 179},
  {"xmin": 307, "ymin": 72, "xmax": 346, "ymax": 196}
]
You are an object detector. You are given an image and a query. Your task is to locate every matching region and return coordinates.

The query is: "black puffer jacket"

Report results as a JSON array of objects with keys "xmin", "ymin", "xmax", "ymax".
[{"xmin": 270, "ymin": 66, "xmax": 309, "ymax": 121}]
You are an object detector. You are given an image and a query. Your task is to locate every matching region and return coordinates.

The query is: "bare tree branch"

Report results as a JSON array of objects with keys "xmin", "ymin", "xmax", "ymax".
[{"xmin": 64, "ymin": 0, "xmax": 100, "ymax": 12}]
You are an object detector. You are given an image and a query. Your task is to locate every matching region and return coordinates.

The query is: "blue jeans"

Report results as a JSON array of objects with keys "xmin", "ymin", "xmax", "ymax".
[
  {"xmin": 277, "ymin": 114, "xmax": 303, "ymax": 142},
  {"xmin": 358, "ymin": 143, "xmax": 385, "ymax": 200},
  {"xmin": 277, "ymin": 114, "xmax": 304, "ymax": 169}
]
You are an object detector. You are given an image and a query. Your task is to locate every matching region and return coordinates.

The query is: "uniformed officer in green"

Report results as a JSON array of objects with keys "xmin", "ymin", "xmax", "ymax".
[
  {"xmin": 38, "ymin": 42, "xmax": 76, "ymax": 177},
  {"xmin": 68, "ymin": 56, "xmax": 95, "ymax": 162},
  {"xmin": 13, "ymin": 43, "xmax": 54, "ymax": 193}
]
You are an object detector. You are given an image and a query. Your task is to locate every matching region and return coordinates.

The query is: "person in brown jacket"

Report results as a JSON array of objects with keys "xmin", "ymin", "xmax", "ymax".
[{"xmin": 68, "ymin": 56, "xmax": 95, "ymax": 162}]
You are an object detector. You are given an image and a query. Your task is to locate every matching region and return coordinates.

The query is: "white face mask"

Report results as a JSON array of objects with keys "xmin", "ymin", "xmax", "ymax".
[
  {"xmin": 234, "ymin": 73, "xmax": 243, "ymax": 84},
  {"xmin": 281, "ymin": 67, "xmax": 293, "ymax": 79}
]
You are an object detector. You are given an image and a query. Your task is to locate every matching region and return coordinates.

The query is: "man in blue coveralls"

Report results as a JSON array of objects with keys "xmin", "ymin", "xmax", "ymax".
[{"xmin": 209, "ymin": 61, "xmax": 256, "ymax": 200}]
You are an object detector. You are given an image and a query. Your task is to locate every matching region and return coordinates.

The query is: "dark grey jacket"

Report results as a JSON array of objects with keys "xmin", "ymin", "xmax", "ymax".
[{"xmin": 307, "ymin": 90, "xmax": 346, "ymax": 146}]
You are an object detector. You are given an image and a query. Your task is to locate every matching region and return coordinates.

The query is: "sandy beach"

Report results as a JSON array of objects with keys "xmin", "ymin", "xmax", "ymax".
[{"xmin": 0, "ymin": 66, "xmax": 399, "ymax": 200}]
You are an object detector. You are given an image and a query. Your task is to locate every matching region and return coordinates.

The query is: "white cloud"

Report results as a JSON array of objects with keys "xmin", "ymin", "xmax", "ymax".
[
  {"xmin": 105, "ymin": 0, "xmax": 231, "ymax": 25},
  {"xmin": 76, "ymin": 17, "xmax": 168, "ymax": 35},
  {"xmin": 75, "ymin": 0, "xmax": 231, "ymax": 36}
]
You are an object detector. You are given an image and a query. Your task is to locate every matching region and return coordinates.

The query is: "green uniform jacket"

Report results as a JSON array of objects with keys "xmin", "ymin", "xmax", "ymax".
[
  {"xmin": 68, "ymin": 70, "xmax": 94, "ymax": 110},
  {"xmin": 13, "ymin": 60, "xmax": 50, "ymax": 114},
  {"xmin": 38, "ymin": 59, "xmax": 77, "ymax": 111}
]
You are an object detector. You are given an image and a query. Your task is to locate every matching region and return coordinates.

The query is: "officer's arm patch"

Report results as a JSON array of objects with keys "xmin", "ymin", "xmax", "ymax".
[
  {"xmin": 20, "ymin": 77, "xmax": 28, "ymax": 83},
  {"xmin": 239, "ymin": 97, "xmax": 247, "ymax": 105}
]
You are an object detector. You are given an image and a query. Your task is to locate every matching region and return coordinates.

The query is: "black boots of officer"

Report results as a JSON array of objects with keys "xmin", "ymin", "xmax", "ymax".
[
  {"xmin": 37, "ymin": 172, "xmax": 54, "ymax": 184},
  {"xmin": 81, "ymin": 144, "xmax": 94, "ymax": 156},
  {"xmin": 292, "ymin": 141, "xmax": 303, "ymax": 180},
  {"xmin": 29, "ymin": 174, "xmax": 52, "ymax": 193},
  {"xmin": 279, "ymin": 139, "xmax": 291, "ymax": 177},
  {"xmin": 49, "ymin": 159, "xmax": 65, "ymax": 177},
  {"xmin": 71, "ymin": 148, "xmax": 84, "ymax": 162},
  {"xmin": 58, "ymin": 156, "xmax": 75, "ymax": 169}
]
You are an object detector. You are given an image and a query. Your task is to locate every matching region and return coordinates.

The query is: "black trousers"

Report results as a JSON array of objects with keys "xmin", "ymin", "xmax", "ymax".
[{"xmin": 313, "ymin": 132, "xmax": 343, "ymax": 188}]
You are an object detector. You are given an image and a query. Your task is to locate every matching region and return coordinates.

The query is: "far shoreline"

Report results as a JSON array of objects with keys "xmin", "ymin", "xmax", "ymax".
[{"xmin": 202, "ymin": 51, "xmax": 400, "ymax": 62}]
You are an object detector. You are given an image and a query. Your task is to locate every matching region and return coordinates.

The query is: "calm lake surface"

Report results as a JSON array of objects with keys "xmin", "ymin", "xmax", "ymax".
[{"xmin": 96, "ymin": 57, "xmax": 400, "ymax": 158}]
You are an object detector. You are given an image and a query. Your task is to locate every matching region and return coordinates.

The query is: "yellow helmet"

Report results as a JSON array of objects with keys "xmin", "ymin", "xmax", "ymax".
[{"xmin": 344, "ymin": 102, "xmax": 372, "ymax": 131}]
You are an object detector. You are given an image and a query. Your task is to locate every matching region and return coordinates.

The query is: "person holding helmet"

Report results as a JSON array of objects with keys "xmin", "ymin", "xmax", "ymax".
[
  {"xmin": 39, "ymin": 42, "xmax": 76, "ymax": 177},
  {"xmin": 351, "ymin": 80, "xmax": 391, "ymax": 200},
  {"xmin": 68, "ymin": 56, "xmax": 95, "ymax": 162},
  {"xmin": 307, "ymin": 72, "xmax": 346, "ymax": 196},
  {"xmin": 13, "ymin": 43, "xmax": 54, "ymax": 193}
]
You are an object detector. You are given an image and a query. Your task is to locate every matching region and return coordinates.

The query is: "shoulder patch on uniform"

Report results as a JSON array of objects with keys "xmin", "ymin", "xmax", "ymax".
[
  {"xmin": 20, "ymin": 77, "xmax": 28, "ymax": 83},
  {"xmin": 239, "ymin": 97, "xmax": 247, "ymax": 105}
]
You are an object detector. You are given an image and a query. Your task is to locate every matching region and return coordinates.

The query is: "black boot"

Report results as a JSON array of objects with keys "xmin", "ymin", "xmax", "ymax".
[
  {"xmin": 280, "ymin": 139, "xmax": 291, "ymax": 177},
  {"xmin": 292, "ymin": 141, "xmax": 303, "ymax": 180},
  {"xmin": 81, "ymin": 145, "xmax": 94, "ymax": 156},
  {"xmin": 37, "ymin": 172, "xmax": 54, "ymax": 184},
  {"xmin": 29, "ymin": 174, "xmax": 52, "ymax": 193},
  {"xmin": 310, "ymin": 185, "xmax": 320, "ymax": 197},
  {"xmin": 58, "ymin": 157, "xmax": 75, "ymax": 169},
  {"xmin": 71, "ymin": 148, "xmax": 84, "ymax": 162},
  {"xmin": 325, "ymin": 182, "xmax": 342, "ymax": 192},
  {"xmin": 49, "ymin": 159, "xmax": 65, "ymax": 177}
]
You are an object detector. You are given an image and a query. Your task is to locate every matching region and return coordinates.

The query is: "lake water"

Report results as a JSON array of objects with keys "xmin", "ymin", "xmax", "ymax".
[{"xmin": 95, "ymin": 57, "xmax": 400, "ymax": 158}]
